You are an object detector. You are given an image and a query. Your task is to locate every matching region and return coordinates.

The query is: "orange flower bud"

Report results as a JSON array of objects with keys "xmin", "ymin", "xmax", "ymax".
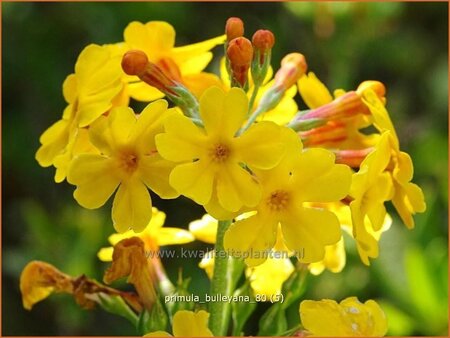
[
  {"xmin": 274, "ymin": 53, "xmax": 308, "ymax": 90},
  {"xmin": 252, "ymin": 29, "xmax": 275, "ymax": 52},
  {"xmin": 225, "ymin": 17, "xmax": 244, "ymax": 42},
  {"xmin": 227, "ymin": 37, "xmax": 253, "ymax": 87},
  {"xmin": 227, "ymin": 37, "xmax": 253, "ymax": 67},
  {"xmin": 121, "ymin": 50, "xmax": 149, "ymax": 76},
  {"xmin": 122, "ymin": 50, "xmax": 179, "ymax": 96}
]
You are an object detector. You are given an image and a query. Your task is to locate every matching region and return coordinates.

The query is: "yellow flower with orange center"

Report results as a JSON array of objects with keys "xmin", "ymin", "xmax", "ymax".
[
  {"xmin": 224, "ymin": 127, "xmax": 352, "ymax": 266},
  {"xmin": 67, "ymin": 100, "xmax": 178, "ymax": 232},
  {"xmin": 155, "ymin": 86, "xmax": 287, "ymax": 219}
]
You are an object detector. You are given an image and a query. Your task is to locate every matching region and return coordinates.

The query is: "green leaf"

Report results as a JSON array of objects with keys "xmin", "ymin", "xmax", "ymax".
[
  {"xmin": 137, "ymin": 299, "xmax": 168, "ymax": 335},
  {"xmin": 96, "ymin": 293, "xmax": 139, "ymax": 327},
  {"xmin": 258, "ymin": 302, "xmax": 287, "ymax": 336},
  {"xmin": 231, "ymin": 283, "xmax": 257, "ymax": 336}
]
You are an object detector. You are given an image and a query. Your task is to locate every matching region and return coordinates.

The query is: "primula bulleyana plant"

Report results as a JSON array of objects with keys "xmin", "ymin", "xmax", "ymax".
[{"xmin": 22, "ymin": 17, "xmax": 426, "ymax": 336}]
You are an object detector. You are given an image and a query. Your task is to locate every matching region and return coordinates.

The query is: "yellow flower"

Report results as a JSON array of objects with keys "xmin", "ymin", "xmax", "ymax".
[
  {"xmin": 361, "ymin": 89, "xmax": 426, "ymax": 228},
  {"xmin": 123, "ymin": 21, "xmax": 224, "ymax": 101},
  {"xmin": 220, "ymin": 59, "xmax": 298, "ymax": 125},
  {"xmin": 67, "ymin": 100, "xmax": 178, "ymax": 233},
  {"xmin": 349, "ymin": 132, "xmax": 394, "ymax": 260},
  {"xmin": 224, "ymin": 128, "xmax": 352, "ymax": 266},
  {"xmin": 300, "ymin": 297, "xmax": 388, "ymax": 336},
  {"xmin": 146, "ymin": 310, "xmax": 213, "ymax": 337},
  {"xmin": 336, "ymin": 202, "xmax": 392, "ymax": 266},
  {"xmin": 192, "ymin": 214, "xmax": 293, "ymax": 297},
  {"xmin": 308, "ymin": 237, "xmax": 346, "ymax": 275},
  {"xmin": 98, "ymin": 207, "xmax": 194, "ymax": 261},
  {"xmin": 155, "ymin": 86, "xmax": 286, "ymax": 218},
  {"xmin": 36, "ymin": 44, "xmax": 123, "ymax": 181}
]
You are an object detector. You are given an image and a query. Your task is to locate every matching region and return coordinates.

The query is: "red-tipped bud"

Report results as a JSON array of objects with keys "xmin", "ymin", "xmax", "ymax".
[
  {"xmin": 121, "ymin": 50, "xmax": 149, "ymax": 76},
  {"xmin": 225, "ymin": 17, "xmax": 244, "ymax": 42},
  {"xmin": 274, "ymin": 53, "xmax": 308, "ymax": 90},
  {"xmin": 227, "ymin": 37, "xmax": 253, "ymax": 87},
  {"xmin": 252, "ymin": 29, "xmax": 275, "ymax": 52},
  {"xmin": 357, "ymin": 80, "xmax": 386, "ymax": 99}
]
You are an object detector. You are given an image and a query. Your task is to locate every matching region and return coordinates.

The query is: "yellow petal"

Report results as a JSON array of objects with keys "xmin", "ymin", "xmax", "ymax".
[
  {"xmin": 350, "ymin": 200, "xmax": 379, "ymax": 266},
  {"xmin": 224, "ymin": 214, "xmax": 278, "ymax": 267},
  {"xmin": 131, "ymin": 100, "xmax": 171, "ymax": 153},
  {"xmin": 112, "ymin": 180, "xmax": 153, "ymax": 233},
  {"xmin": 234, "ymin": 122, "xmax": 286, "ymax": 170},
  {"xmin": 300, "ymin": 299, "xmax": 349, "ymax": 336},
  {"xmin": 199, "ymin": 86, "xmax": 247, "ymax": 138},
  {"xmin": 124, "ymin": 21, "xmax": 175, "ymax": 60},
  {"xmin": 62, "ymin": 74, "xmax": 78, "ymax": 104},
  {"xmin": 204, "ymin": 191, "xmax": 243, "ymax": 221},
  {"xmin": 172, "ymin": 310, "xmax": 213, "ymax": 337},
  {"xmin": 169, "ymin": 160, "xmax": 215, "ymax": 205},
  {"xmin": 171, "ymin": 34, "xmax": 225, "ymax": 73},
  {"xmin": 298, "ymin": 72, "xmax": 333, "ymax": 109},
  {"xmin": 393, "ymin": 151, "xmax": 414, "ymax": 184},
  {"xmin": 89, "ymin": 107, "xmax": 137, "ymax": 155},
  {"xmin": 155, "ymin": 113, "xmax": 207, "ymax": 162},
  {"xmin": 293, "ymin": 149, "xmax": 352, "ymax": 202},
  {"xmin": 361, "ymin": 88, "xmax": 399, "ymax": 148},
  {"xmin": 138, "ymin": 155, "xmax": 179, "ymax": 199},
  {"xmin": 281, "ymin": 207, "xmax": 341, "ymax": 263},
  {"xmin": 155, "ymin": 227, "xmax": 195, "ymax": 246},
  {"xmin": 183, "ymin": 72, "xmax": 224, "ymax": 98},
  {"xmin": 199, "ymin": 253, "xmax": 215, "ymax": 279},
  {"xmin": 216, "ymin": 163, "xmax": 261, "ymax": 211},
  {"xmin": 97, "ymin": 247, "xmax": 114, "ymax": 262},
  {"xmin": 309, "ymin": 237, "xmax": 346, "ymax": 275},
  {"xmin": 36, "ymin": 119, "xmax": 70, "ymax": 167},
  {"xmin": 127, "ymin": 80, "xmax": 165, "ymax": 102},
  {"xmin": 248, "ymin": 257, "xmax": 294, "ymax": 297},
  {"xmin": 188, "ymin": 214, "xmax": 218, "ymax": 244},
  {"xmin": 67, "ymin": 154, "xmax": 120, "ymax": 209}
]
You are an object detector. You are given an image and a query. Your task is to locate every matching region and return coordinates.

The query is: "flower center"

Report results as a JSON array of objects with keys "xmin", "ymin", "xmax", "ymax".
[
  {"xmin": 119, "ymin": 151, "xmax": 139, "ymax": 174},
  {"xmin": 266, "ymin": 190, "xmax": 290, "ymax": 211},
  {"xmin": 210, "ymin": 143, "xmax": 230, "ymax": 163}
]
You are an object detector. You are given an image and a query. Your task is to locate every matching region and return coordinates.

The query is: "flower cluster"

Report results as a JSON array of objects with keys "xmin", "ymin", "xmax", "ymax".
[{"xmin": 24, "ymin": 16, "xmax": 426, "ymax": 337}]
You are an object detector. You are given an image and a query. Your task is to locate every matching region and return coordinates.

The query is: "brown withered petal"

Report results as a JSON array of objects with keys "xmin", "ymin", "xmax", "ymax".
[
  {"xmin": 20, "ymin": 261, "xmax": 73, "ymax": 310},
  {"xmin": 19, "ymin": 260, "xmax": 143, "ymax": 312},
  {"xmin": 103, "ymin": 237, "xmax": 157, "ymax": 310}
]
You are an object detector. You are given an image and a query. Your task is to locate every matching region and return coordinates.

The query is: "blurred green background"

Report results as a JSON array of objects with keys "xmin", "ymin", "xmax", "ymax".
[{"xmin": 2, "ymin": 2, "xmax": 448, "ymax": 336}]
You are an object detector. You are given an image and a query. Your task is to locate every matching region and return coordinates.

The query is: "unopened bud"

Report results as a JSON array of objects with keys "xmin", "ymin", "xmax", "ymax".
[
  {"xmin": 227, "ymin": 37, "xmax": 253, "ymax": 87},
  {"xmin": 225, "ymin": 17, "xmax": 244, "ymax": 42},
  {"xmin": 274, "ymin": 53, "xmax": 308, "ymax": 90},
  {"xmin": 252, "ymin": 29, "xmax": 275, "ymax": 53},
  {"xmin": 121, "ymin": 50, "xmax": 149, "ymax": 76}
]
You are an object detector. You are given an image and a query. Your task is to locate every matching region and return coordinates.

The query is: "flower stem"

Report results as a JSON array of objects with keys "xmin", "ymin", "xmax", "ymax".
[{"xmin": 209, "ymin": 219, "xmax": 235, "ymax": 336}]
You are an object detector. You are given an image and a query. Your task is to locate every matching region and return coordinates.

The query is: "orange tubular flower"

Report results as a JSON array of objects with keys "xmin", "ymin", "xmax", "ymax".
[{"xmin": 274, "ymin": 53, "xmax": 307, "ymax": 91}]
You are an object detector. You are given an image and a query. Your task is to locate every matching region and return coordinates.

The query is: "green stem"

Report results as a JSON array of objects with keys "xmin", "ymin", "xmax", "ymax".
[
  {"xmin": 209, "ymin": 220, "xmax": 235, "ymax": 336},
  {"xmin": 247, "ymin": 83, "xmax": 260, "ymax": 116}
]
